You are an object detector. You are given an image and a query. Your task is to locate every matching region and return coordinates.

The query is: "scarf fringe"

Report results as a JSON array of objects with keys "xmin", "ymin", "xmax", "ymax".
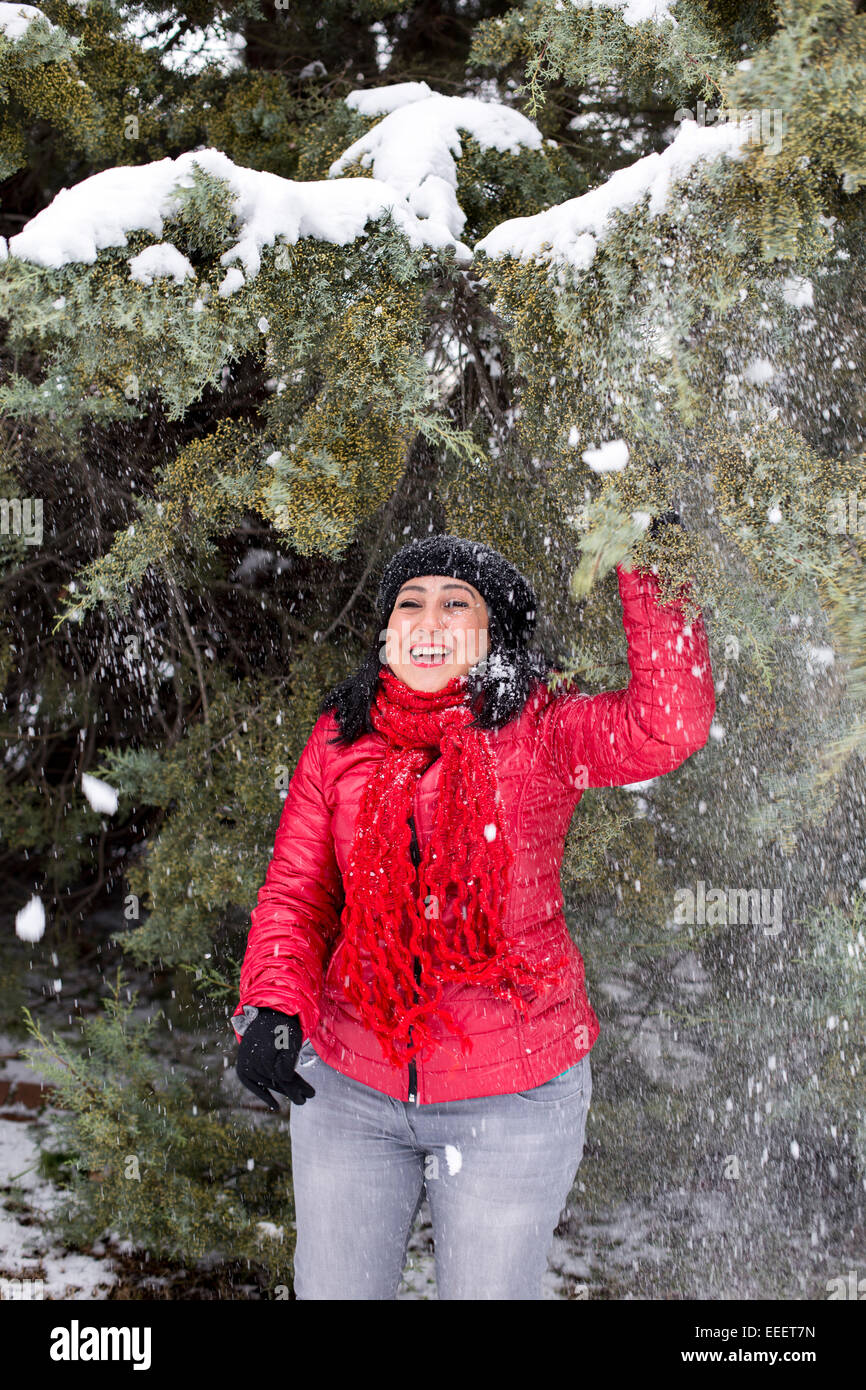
[{"xmin": 338, "ymin": 667, "xmax": 568, "ymax": 1067}]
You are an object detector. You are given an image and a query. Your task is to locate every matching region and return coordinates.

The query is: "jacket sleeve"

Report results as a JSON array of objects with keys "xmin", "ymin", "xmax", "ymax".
[
  {"xmin": 542, "ymin": 561, "xmax": 716, "ymax": 790},
  {"xmin": 229, "ymin": 711, "xmax": 344, "ymax": 1045}
]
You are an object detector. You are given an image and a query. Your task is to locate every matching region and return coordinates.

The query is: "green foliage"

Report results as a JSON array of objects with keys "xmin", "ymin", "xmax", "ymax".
[
  {"xmin": 49, "ymin": 419, "xmax": 264, "ymax": 625},
  {"xmin": 293, "ymin": 94, "xmax": 378, "ymax": 181},
  {"xmin": 19, "ymin": 971, "xmax": 297, "ymax": 1283},
  {"xmin": 791, "ymin": 894, "xmax": 866, "ymax": 1155},
  {"xmin": 454, "ymin": 133, "xmax": 587, "ymax": 244},
  {"xmin": 561, "ymin": 787, "xmax": 639, "ymax": 895},
  {"xmin": 470, "ymin": 0, "xmax": 737, "ymax": 114},
  {"xmin": 1, "ymin": 179, "xmax": 471, "ymax": 576},
  {"xmin": 0, "ymin": 3, "xmax": 94, "ymax": 179}
]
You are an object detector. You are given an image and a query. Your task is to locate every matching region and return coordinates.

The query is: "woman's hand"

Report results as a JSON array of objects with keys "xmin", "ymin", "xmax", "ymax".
[{"xmin": 235, "ymin": 1007, "xmax": 315, "ymax": 1111}]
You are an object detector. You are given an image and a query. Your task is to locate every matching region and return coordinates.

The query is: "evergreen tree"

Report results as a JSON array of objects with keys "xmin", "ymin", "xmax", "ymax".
[{"xmin": 1, "ymin": 0, "xmax": 863, "ymax": 1295}]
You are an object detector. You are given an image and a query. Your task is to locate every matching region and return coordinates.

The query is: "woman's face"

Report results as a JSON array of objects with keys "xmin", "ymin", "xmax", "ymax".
[{"xmin": 383, "ymin": 574, "xmax": 489, "ymax": 692}]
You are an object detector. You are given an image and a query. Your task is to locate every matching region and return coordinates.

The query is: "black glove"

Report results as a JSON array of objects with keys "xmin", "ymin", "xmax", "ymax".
[
  {"xmin": 648, "ymin": 508, "xmax": 683, "ymax": 539},
  {"xmin": 235, "ymin": 1007, "xmax": 315, "ymax": 1111}
]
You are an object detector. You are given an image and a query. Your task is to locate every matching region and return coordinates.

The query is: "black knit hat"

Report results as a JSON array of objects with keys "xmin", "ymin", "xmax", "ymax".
[{"xmin": 375, "ymin": 534, "xmax": 538, "ymax": 649}]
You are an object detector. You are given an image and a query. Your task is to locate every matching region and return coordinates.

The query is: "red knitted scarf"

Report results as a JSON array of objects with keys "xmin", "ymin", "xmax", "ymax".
[{"xmin": 338, "ymin": 664, "xmax": 568, "ymax": 1068}]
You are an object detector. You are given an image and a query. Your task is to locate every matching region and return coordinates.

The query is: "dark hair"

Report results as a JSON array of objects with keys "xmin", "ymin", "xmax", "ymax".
[{"xmin": 317, "ymin": 608, "xmax": 558, "ymax": 747}]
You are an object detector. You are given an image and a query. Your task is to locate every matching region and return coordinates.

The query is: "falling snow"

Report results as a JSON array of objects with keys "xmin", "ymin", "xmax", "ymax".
[
  {"xmin": 14, "ymin": 895, "xmax": 45, "ymax": 942},
  {"xmin": 81, "ymin": 772, "xmax": 119, "ymax": 815}
]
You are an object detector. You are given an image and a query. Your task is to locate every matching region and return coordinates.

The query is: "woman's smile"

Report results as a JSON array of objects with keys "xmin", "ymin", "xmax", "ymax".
[{"xmin": 409, "ymin": 643, "xmax": 452, "ymax": 667}]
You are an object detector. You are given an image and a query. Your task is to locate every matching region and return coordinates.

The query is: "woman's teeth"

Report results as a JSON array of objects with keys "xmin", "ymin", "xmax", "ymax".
[{"xmin": 411, "ymin": 646, "xmax": 450, "ymax": 664}]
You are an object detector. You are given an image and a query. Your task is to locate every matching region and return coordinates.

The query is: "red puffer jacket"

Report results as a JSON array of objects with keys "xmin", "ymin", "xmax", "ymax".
[{"xmin": 230, "ymin": 561, "xmax": 715, "ymax": 1103}]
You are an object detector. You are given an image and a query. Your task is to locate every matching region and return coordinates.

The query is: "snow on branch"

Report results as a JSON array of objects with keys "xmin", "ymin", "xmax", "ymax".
[
  {"xmin": 475, "ymin": 117, "xmax": 752, "ymax": 269},
  {"xmin": 567, "ymin": 0, "xmax": 679, "ymax": 27},
  {"xmin": 345, "ymin": 80, "xmax": 436, "ymax": 116},
  {"xmin": 330, "ymin": 82, "xmax": 545, "ymax": 239},
  {"xmin": 0, "ymin": 2, "xmax": 56, "ymax": 39},
  {"xmin": 6, "ymin": 146, "xmax": 473, "ymax": 293}
]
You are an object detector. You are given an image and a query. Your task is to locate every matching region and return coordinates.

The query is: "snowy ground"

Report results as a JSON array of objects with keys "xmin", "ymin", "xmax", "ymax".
[
  {"xmin": 0, "ymin": 1042, "xmax": 849, "ymax": 1301},
  {"xmin": 0, "ymin": 1035, "xmax": 118, "ymax": 1299},
  {"xmin": 0, "ymin": 914, "xmax": 855, "ymax": 1300}
]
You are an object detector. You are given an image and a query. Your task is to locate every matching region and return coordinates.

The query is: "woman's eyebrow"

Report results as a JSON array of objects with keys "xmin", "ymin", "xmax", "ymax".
[{"xmin": 397, "ymin": 583, "xmax": 475, "ymax": 596}]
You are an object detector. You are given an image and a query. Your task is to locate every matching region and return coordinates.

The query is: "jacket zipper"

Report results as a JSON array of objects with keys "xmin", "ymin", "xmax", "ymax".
[{"xmin": 407, "ymin": 812, "xmax": 422, "ymax": 1105}]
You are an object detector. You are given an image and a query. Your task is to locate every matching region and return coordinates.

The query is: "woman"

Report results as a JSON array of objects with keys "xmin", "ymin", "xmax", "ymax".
[{"xmin": 231, "ymin": 531, "xmax": 715, "ymax": 1299}]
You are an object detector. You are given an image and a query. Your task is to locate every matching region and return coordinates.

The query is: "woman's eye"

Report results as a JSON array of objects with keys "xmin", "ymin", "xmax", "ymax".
[{"xmin": 397, "ymin": 599, "xmax": 469, "ymax": 608}]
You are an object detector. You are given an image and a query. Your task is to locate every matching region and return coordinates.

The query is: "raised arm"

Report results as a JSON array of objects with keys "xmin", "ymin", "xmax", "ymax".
[
  {"xmin": 542, "ymin": 560, "xmax": 716, "ymax": 790},
  {"xmin": 230, "ymin": 711, "xmax": 344, "ymax": 1044}
]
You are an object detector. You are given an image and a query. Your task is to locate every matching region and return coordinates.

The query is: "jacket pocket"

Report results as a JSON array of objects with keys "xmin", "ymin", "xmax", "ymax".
[{"xmin": 513, "ymin": 1054, "xmax": 590, "ymax": 1105}]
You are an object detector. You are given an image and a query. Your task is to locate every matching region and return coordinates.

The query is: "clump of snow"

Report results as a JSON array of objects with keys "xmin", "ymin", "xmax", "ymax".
[
  {"xmin": 477, "ymin": 648, "xmax": 519, "ymax": 694},
  {"xmin": 444, "ymin": 1144, "xmax": 463, "ymax": 1175},
  {"xmin": 231, "ymin": 548, "xmax": 292, "ymax": 581},
  {"xmin": 475, "ymin": 117, "xmax": 751, "ymax": 269},
  {"xmin": 128, "ymin": 242, "xmax": 194, "ymax": 285},
  {"xmin": 81, "ymin": 772, "xmax": 119, "ymax": 814},
  {"xmin": 582, "ymin": 438, "xmax": 629, "ymax": 472},
  {"xmin": 15, "ymin": 895, "xmax": 45, "ymax": 942},
  {"xmin": 568, "ymin": 0, "xmax": 679, "ymax": 25},
  {"xmin": 648, "ymin": 324, "xmax": 676, "ymax": 359},
  {"xmin": 369, "ymin": 19, "xmax": 394, "ymax": 74},
  {"xmin": 781, "ymin": 275, "xmax": 813, "ymax": 308},
  {"xmin": 346, "ymin": 81, "xmax": 434, "ymax": 117},
  {"xmin": 217, "ymin": 265, "xmax": 245, "ymax": 297},
  {"xmin": 804, "ymin": 643, "xmax": 835, "ymax": 671},
  {"xmin": 766, "ymin": 504, "xmax": 782, "ymax": 524},
  {"xmin": 256, "ymin": 1221, "xmax": 285, "ymax": 1242},
  {"xmin": 7, "ymin": 147, "xmax": 473, "ymax": 291},
  {"xmin": 744, "ymin": 356, "xmax": 776, "ymax": 384},
  {"xmin": 331, "ymin": 88, "xmax": 544, "ymax": 239},
  {"xmin": 0, "ymin": 3, "xmax": 56, "ymax": 40}
]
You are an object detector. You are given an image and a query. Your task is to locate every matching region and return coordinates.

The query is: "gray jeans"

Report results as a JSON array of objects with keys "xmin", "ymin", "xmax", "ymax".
[{"xmin": 289, "ymin": 1039, "xmax": 592, "ymax": 1299}]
